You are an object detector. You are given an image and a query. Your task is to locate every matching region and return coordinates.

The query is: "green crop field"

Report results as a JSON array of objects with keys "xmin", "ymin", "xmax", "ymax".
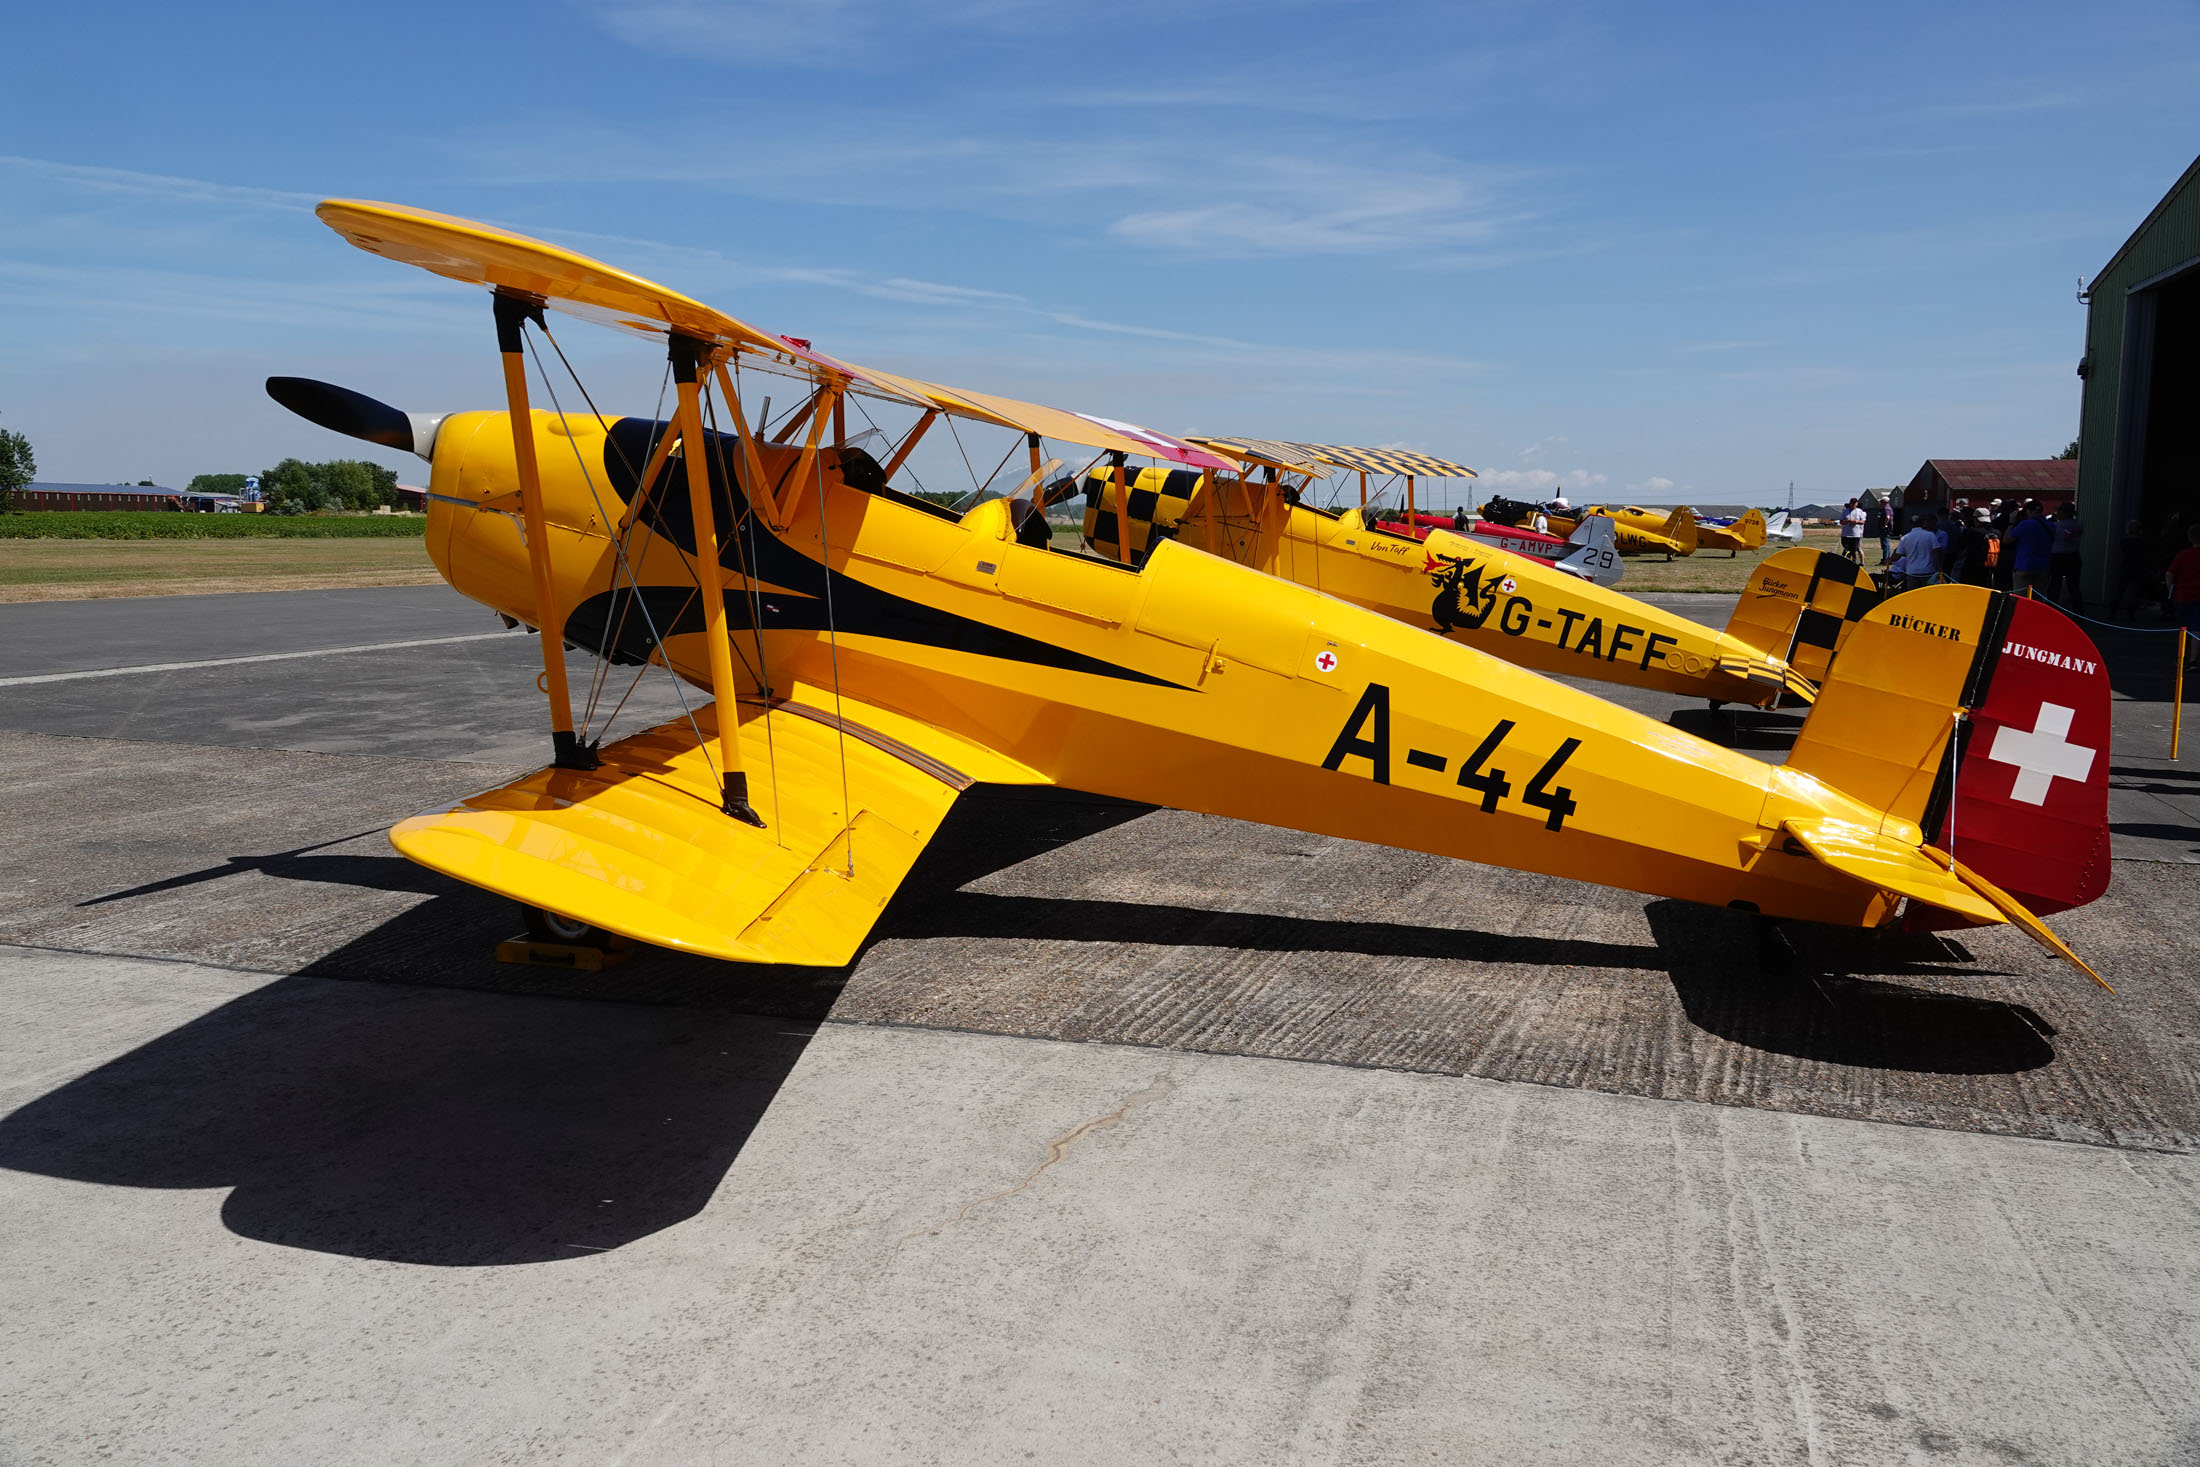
[
  {"xmin": 0, "ymin": 537, "xmax": 439, "ymax": 602},
  {"xmin": 0, "ymin": 511, "xmax": 428, "ymax": 540}
]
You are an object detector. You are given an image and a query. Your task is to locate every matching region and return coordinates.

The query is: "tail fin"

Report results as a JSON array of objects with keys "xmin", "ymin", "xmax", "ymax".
[
  {"xmin": 1787, "ymin": 585, "xmax": 2112, "ymax": 923},
  {"xmin": 1662, "ymin": 505, "xmax": 1699, "ymax": 554},
  {"xmin": 1734, "ymin": 507, "xmax": 1766, "ymax": 549},
  {"xmin": 1554, "ymin": 515, "xmax": 1623, "ymax": 585},
  {"xmin": 1763, "ymin": 510, "xmax": 1801, "ymax": 542},
  {"xmin": 1723, "ymin": 547, "xmax": 1881, "ymax": 690}
]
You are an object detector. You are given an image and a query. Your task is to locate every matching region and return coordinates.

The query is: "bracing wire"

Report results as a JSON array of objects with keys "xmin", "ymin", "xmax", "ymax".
[
  {"xmin": 974, "ymin": 434, "xmax": 1022, "ymax": 496},
  {"xmin": 848, "ymin": 394, "xmax": 928, "ymax": 495},
  {"xmin": 524, "ymin": 328, "xmax": 638, "ymax": 729},
  {"xmin": 942, "ymin": 410, "xmax": 982, "ymax": 491},
  {"xmin": 704, "ymin": 366, "xmax": 785, "ymax": 846},
  {"xmin": 809, "ymin": 439, "xmax": 856, "ymax": 875},
  {"xmin": 527, "ymin": 326, "xmax": 717, "ymax": 774}
]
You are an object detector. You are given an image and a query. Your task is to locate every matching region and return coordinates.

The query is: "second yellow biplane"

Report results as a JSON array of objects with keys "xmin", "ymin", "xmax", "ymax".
[
  {"xmin": 1483, "ymin": 497, "xmax": 1702, "ymax": 557},
  {"xmin": 1082, "ymin": 448, "xmax": 1877, "ymax": 707},
  {"xmin": 1695, "ymin": 508, "xmax": 1770, "ymax": 555},
  {"xmin": 270, "ymin": 201, "xmax": 2114, "ymax": 987}
]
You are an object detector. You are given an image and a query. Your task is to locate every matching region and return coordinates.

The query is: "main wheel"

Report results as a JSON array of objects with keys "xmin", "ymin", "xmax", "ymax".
[{"xmin": 522, "ymin": 905, "xmax": 614, "ymax": 948}]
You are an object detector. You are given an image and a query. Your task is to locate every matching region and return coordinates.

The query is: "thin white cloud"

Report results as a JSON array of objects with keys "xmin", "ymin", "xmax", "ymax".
[
  {"xmin": 1628, "ymin": 474, "xmax": 1674, "ymax": 492},
  {"xmin": 0, "ymin": 155, "xmax": 318, "ymax": 212},
  {"xmin": 443, "ymin": 113, "xmax": 1538, "ymax": 264}
]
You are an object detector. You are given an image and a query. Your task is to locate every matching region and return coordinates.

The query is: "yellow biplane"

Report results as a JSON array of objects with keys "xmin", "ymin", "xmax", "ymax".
[
  {"xmin": 1486, "ymin": 497, "xmax": 1701, "ymax": 557},
  {"xmin": 270, "ymin": 201, "xmax": 2113, "ymax": 986},
  {"xmin": 1092, "ymin": 445, "xmax": 1875, "ymax": 707},
  {"xmin": 1695, "ymin": 508, "xmax": 1770, "ymax": 555}
]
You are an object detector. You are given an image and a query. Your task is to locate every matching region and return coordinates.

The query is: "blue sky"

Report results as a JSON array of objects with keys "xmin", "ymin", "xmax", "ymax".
[{"xmin": 2, "ymin": 0, "xmax": 2195, "ymax": 507}]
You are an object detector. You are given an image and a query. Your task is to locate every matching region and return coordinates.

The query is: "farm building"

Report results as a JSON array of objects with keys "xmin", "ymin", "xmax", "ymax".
[
  {"xmin": 2076, "ymin": 152, "xmax": 2200, "ymax": 602},
  {"xmin": 13, "ymin": 482, "xmax": 254, "ymax": 512},
  {"xmin": 15, "ymin": 483, "xmax": 186, "ymax": 511},
  {"xmin": 1903, "ymin": 459, "xmax": 2077, "ymax": 515}
]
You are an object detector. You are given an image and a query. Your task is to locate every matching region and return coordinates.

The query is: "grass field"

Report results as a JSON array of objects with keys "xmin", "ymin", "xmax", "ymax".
[
  {"xmin": 0, "ymin": 511, "xmax": 428, "ymax": 540},
  {"xmin": 0, "ymin": 513, "xmax": 1847, "ymax": 603},
  {"xmin": 0, "ymin": 537, "xmax": 440, "ymax": 602},
  {"xmin": 1610, "ymin": 527, "xmax": 1850, "ymax": 592}
]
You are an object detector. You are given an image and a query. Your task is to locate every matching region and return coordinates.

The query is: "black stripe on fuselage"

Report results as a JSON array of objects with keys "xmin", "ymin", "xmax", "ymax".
[
  {"xmin": 581, "ymin": 419, "xmax": 1184, "ymax": 689},
  {"xmin": 1917, "ymin": 589, "xmax": 2017, "ymax": 844}
]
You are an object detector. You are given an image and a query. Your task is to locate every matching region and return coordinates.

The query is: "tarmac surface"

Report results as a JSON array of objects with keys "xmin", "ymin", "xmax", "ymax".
[{"xmin": 2, "ymin": 583, "xmax": 2197, "ymax": 1465}]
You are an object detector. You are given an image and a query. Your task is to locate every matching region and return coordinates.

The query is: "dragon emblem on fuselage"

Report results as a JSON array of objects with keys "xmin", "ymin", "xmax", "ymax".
[{"xmin": 1427, "ymin": 551, "xmax": 1499, "ymax": 633}]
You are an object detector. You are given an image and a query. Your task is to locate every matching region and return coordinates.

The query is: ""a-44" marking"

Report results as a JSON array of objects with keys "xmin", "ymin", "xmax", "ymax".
[{"xmin": 1321, "ymin": 683, "xmax": 1582, "ymax": 831}]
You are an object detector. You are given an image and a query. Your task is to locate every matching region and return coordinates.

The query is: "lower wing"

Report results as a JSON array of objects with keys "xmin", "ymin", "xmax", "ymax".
[{"xmin": 392, "ymin": 695, "xmax": 1030, "ymax": 965}]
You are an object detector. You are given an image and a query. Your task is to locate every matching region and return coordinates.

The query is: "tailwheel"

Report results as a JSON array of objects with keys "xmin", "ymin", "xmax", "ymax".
[{"xmin": 522, "ymin": 905, "xmax": 615, "ymax": 949}]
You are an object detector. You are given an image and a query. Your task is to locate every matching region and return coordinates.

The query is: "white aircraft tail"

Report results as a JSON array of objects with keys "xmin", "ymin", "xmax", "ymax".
[
  {"xmin": 1554, "ymin": 515, "xmax": 1623, "ymax": 586},
  {"xmin": 1764, "ymin": 510, "xmax": 1802, "ymax": 542}
]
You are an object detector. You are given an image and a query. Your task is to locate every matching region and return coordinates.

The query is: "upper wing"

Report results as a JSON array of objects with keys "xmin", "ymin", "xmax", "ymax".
[
  {"xmin": 317, "ymin": 199, "xmax": 1228, "ymax": 473},
  {"xmin": 1284, "ymin": 442, "xmax": 1478, "ymax": 479},
  {"xmin": 391, "ymin": 695, "xmax": 1033, "ymax": 966},
  {"xmin": 1183, "ymin": 436, "xmax": 1339, "ymax": 478}
]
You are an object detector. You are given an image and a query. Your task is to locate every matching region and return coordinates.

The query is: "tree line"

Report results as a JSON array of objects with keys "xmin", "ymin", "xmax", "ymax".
[
  {"xmin": 200, "ymin": 459, "xmax": 405, "ymax": 514},
  {"xmin": 1, "ymin": 417, "xmax": 406, "ymax": 516}
]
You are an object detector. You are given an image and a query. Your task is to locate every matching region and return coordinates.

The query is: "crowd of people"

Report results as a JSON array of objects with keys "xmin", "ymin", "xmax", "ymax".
[
  {"xmin": 1826, "ymin": 494, "xmax": 2200, "ymax": 658},
  {"xmin": 1838, "ymin": 496, "xmax": 2091, "ymax": 600}
]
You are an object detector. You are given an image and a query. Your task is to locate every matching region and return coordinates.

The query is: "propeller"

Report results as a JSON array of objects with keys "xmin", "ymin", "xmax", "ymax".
[{"xmin": 266, "ymin": 377, "xmax": 444, "ymax": 462}]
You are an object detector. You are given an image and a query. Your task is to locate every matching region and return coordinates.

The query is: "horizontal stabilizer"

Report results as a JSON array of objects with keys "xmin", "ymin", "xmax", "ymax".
[
  {"xmin": 1921, "ymin": 846, "xmax": 2111, "ymax": 990},
  {"xmin": 1715, "ymin": 649, "xmax": 1815, "ymax": 701},
  {"xmin": 1779, "ymin": 816, "xmax": 2000, "ymax": 925},
  {"xmin": 391, "ymin": 700, "xmax": 973, "ymax": 965}
]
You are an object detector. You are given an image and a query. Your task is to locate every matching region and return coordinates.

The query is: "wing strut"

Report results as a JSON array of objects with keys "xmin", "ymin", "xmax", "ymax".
[
  {"xmin": 670, "ymin": 333, "xmax": 765, "ymax": 825},
  {"xmin": 494, "ymin": 289, "xmax": 598, "ymax": 771}
]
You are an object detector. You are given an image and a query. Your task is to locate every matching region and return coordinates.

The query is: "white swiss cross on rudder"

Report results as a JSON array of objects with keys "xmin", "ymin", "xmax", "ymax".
[{"xmin": 1984, "ymin": 702, "xmax": 2096, "ymax": 806}]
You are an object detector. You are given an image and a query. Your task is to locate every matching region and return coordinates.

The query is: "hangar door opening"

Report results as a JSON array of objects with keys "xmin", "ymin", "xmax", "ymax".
[{"xmin": 2113, "ymin": 262, "xmax": 2200, "ymax": 565}]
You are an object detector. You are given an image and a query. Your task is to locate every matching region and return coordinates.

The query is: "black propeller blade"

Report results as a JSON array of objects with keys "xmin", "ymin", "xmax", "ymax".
[{"xmin": 266, "ymin": 377, "xmax": 428, "ymax": 455}]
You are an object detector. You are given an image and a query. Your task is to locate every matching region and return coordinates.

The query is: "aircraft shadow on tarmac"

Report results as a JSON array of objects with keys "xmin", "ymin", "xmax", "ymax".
[
  {"xmin": 0, "ymin": 974, "xmax": 811, "ymax": 1268},
  {"xmin": 1646, "ymin": 901, "xmax": 2056, "ymax": 1075},
  {"xmin": 0, "ymin": 789, "xmax": 2055, "ymax": 1266},
  {"xmin": 0, "ymin": 790, "xmax": 1157, "ymax": 1267}
]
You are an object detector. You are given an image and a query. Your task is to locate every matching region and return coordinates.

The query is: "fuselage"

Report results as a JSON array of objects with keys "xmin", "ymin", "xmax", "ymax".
[
  {"xmin": 1563, "ymin": 504, "xmax": 1696, "ymax": 556},
  {"xmin": 1166, "ymin": 481, "xmax": 1798, "ymax": 706},
  {"xmin": 420, "ymin": 408, "xmax": 1919, "ymax": 930}
]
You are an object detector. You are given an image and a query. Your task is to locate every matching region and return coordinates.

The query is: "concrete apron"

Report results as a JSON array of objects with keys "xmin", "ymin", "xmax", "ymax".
[{"xmin": 2, "ymin": 944, "xmax": 2195, "ymax": 1467}]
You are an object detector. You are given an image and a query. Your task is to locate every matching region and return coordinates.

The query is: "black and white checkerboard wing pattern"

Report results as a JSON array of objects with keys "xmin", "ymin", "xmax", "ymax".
[{"xmin": 1081, "ymin": 465, "xmax": 1204, "ymax": 566}]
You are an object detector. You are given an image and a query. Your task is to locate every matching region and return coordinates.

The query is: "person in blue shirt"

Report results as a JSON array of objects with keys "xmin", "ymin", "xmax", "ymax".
[
  {"xmin": 1894, "ymin": 512, "xmax": 1941, "ymax": 591},
  {"xmin": 2007, "ymin": 501, "xmax": 2055, "ymax": 596}
]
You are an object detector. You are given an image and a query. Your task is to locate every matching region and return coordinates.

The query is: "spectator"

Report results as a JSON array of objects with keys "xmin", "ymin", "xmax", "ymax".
[
  {"xmin": 2169, "ymin": 525, "xmax": 2200, "ymax": 662},
  {"xmin": 1864, "ymin": 498, "xmax": 1889, "ymax": 564},
  {"xmin": 2048, "ymin": 504, "xmax": 2085, "ymax": 608},
  {"xmin": 2007, "ymin": 502, "xmax": 2054, "ymax": 596},
  {"xmin": 1452, "ymin": 504, "xmax": 1470, "ymax": 533},
  {"xmin": 1976, "ymin": 508, "xmax": 2001, "ymax": 587},
  {"xmin": 1839, "ymin": 499, "xmax": 1865, "ymax": 563},
  {"xmin": 2113, "ymin": 519, "xmax": 2149, "ymax": 620},
  {"xmin": 1990, "ymin": 504, "xmax": 2016, "ymax": 592},
  {"xmin": 1893, "ymin": 512, "xmax": 1940, "ymax": 591},
  {"xmin": 1949, "ymin": 508, "xmax": 1993, "ymax": 587}
]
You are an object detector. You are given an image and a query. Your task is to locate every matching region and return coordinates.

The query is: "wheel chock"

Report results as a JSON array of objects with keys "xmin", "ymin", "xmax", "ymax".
[{"xmin": 494, "ymin": 934, "xmax": 637, "ymax": 971}]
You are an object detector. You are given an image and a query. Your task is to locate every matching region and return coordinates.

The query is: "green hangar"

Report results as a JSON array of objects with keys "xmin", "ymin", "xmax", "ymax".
[{"xmin": 2078, "ymin": 153, "xmax": 2200, "ymax": 603}]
